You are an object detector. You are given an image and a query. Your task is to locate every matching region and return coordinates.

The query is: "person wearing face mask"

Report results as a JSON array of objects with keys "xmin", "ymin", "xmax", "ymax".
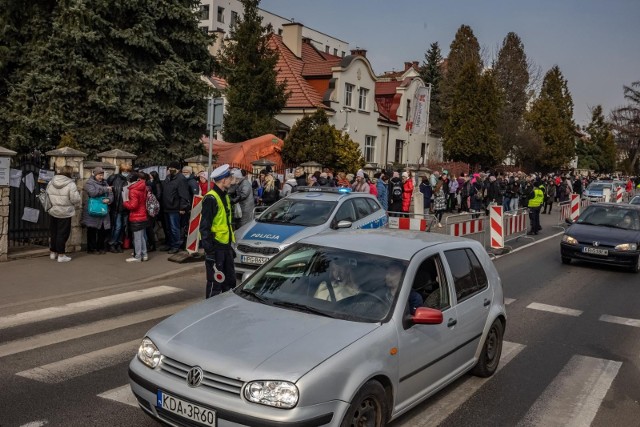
[
  {"xmin": 200, "ymin": 164, "xmax": 237, "ymax": 298},
  {"xmin": 106, "ymin": 163, "xmax": 132, "ymax": 253},
  {"xmin": 161, "ymin": 161, "xmax": 190, "ymax": 254}
]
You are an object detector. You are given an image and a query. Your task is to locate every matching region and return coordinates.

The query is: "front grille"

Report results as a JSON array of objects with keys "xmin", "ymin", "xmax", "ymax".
[
  {"xmin": 577, "ymin": 241, "xmax": 615, "ymax": 249},
  {"xmin": 160, "ymin": 356, "xmax": 244, "ymax": 396},
  {"xmin": 237, "ymin": 244, "xmax": 279, "ymax": 255}
]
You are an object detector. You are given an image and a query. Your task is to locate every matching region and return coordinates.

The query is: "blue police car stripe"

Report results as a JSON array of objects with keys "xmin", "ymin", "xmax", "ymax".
[
  {"xmin": 358, "ymin": 215, "xmax": 388, "ymax": 230},
  {"xmin": 243, "ymin": 223, "xmax": 307, "ymax": 243}
]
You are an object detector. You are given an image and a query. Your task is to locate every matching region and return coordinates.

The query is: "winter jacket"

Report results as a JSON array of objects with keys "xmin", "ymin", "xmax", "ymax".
[
  {"xmin": 376, "ymin": 180, "xmax": 388, "ymax": 210},
  {"xmin": 369, "ymin": 182, "xmax": 378, "ymax": 197},
  {"xmin": 185, "ymin": 174, "xmax": 199, "ymax": 203},
  {"xmin": 470, "ymin": 182, "xmax": 485, "ymax": 211},
  {"xmin": 280, "ymin": 178, "xmax": 298, "ymax": 198},
  {"xmin": 402, "ymin": 178, "xmax": 414, "ymax": 212},
  {"xmin": 487, "ymin": 180, "xmax": 503, "ymax": 204},
  {"xmin": 161, "ymin": 173, "xmax": 190, "ymax": 212},
  {"xmin": 107, "ymin": 173, "xmax": 129, "ymax": 213},
  {"xmin": 47, "ymin": 175, "xmax": 81, "ymax": 219},
  {"xmin": 296, "ymin": 174, "xmax": 307, "ymax": 187},
  {"xmin": 419, "ymin": 182, "xmax": 432, "ymax": 208},
  {"xmin": 82, "ymin": 176, "xmax": 113, "ymax": 229},
  {"xmin": 123, "ymin": 180, "xmax": 148, "ymax": 224},
  {"xmin": 230, "ymin": 177, "xmax": 255, "ymax": 227}
]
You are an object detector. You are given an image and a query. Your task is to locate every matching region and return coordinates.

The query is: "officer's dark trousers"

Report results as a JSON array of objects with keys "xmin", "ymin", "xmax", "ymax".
[
  {"xmin": 529, "ymin": 206, "xmax": 541, "ymax": 234},
  {"xmin": 205, "ymin": 247, "xmax": 236, "ymax": 299}
]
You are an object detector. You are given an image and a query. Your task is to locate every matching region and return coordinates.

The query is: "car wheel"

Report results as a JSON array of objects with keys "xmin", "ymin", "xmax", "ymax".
[
  {"xmin": 561, "ymin": 256, "xmax": 571, "ymax": 265},
  {"xmin": 631, "ymin": 255, "xmax": 640, "ymax": 273},
  {"xmin": 340, "ymin": 380, "xmax": 387, "ymax": 427},
  {"xmin": 472, "ymin": 319, "xmax": 504, "ymax": 378}
]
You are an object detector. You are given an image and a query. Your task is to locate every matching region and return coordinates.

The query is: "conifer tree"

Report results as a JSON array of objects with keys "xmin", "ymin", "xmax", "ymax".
[
  {"xmin": 494, "ymin": 32, "xmax": 530, "ymax": 159},
  {"xmin": 218, "ymin": 0, "xmax": 289, "ymax": 143},
  {"xmin": 585, "ymin": 105, "xmax": 616, "ymax": 172},
  {"xmin": 441, "ymin": 25, "xmax": 482, "ymax": 116},
  {"xmin": 419, "ymin": 42, "xmax": 444, "ymax": 136},
  {"xmin": 526, "ymin": 65, "xmax": 576, "ymax": 170}
]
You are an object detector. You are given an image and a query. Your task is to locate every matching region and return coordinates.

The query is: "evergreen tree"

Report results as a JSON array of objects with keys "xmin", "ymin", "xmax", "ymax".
[
  {"xmin": 444, "ymin": 63, "xmax": 502, "ymax": 167},
  {"xmin": 419, "ymin": 42, "xmax": 444, "ymax": 136},
  {"xmin": 218, "ymin": 0, "xmax": 289, "ymax": 143},
  {"xmin": 3, "ymin": 0, "xmax": 215, "ymax": 164},
  {"xmin": 585, "ymin": 105, "xmax": 616, "ymax": 172},
  {"xmin": 281, "ymin": 109, "xmax": 364, "ymax": 173},
  {"xmin": 441, "ymin": 25, "xmax": 482, "ymax": 117},
  {"xmin": 494, "ymin": 32, "xmax": 529, "ymax": 159}
]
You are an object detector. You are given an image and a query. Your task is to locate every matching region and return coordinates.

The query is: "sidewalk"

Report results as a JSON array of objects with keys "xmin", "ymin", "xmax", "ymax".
[{"xmin": 0, "ymin": 249, "xmax": 204, "ymax": 309}]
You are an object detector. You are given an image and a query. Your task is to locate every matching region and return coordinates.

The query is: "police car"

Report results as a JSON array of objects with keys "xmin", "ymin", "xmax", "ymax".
[{"xmin": 234, "ymin": 187, "xmax": 388, "ymax": 279}]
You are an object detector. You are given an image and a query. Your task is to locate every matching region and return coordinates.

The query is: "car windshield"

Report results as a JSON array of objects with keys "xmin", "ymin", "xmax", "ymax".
[
  {"xmin": 577, "ymin": 206, "xmax": 640, "ymax": 231},
  {"xmin": 631, "ymin": 197, "xmax": 640, "ymax": 205},
  {"xmin": 256, "ymin": 199, "xmax": 337, "ymax": 226},
  {"xmin": 586, "ymin": 183, "xmax": 608, "ymax": 191},
  {"xmin": 236, "ymin": 244, "xmax": 408, "ymax": 322}
]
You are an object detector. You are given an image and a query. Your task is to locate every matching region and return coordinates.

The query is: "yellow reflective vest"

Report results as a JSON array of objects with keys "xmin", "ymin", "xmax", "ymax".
[
  {"xmin": 528, "ymin": 186, "xmax": 545, "ymax": 208},
  {"xmin": 206, "ymin": 189, "xmax": 235, "ymax": 245}
]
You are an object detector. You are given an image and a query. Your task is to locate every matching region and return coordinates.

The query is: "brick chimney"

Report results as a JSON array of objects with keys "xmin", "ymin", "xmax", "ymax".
[
  {"xmin": 350, "ymin": 48, "xmax": 367, "ymax": 58},
  {"xmin": 282, "ymin": 22, "xmax": 303, "ymax": 58},
  {"xmin": 404, "ymin": 62, "xmax": 412, "ymax": 71},
  {"xmin": 412, "ymin": 61, "xmax": 419, "ymax": 69}
]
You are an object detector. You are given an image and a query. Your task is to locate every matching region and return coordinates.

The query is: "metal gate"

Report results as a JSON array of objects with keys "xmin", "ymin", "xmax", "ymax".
[{"xmin": 8, "ymin": 155, "xmax": 52, "ymax": 250}]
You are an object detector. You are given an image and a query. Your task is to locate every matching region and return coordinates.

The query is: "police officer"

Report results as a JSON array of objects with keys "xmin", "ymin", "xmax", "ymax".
[
  {"xmin": 199, "ymin": 164, "xmax": 236, "ymax": 298},
  {"xmin": 527, "ymin": 181, "xmax": 545, "ymax": 235}
]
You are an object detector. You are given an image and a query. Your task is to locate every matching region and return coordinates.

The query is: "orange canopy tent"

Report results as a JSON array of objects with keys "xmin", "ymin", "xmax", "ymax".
[{"xmin": 201, "ymin": 134, "xmax": 285, "ymax": 172}]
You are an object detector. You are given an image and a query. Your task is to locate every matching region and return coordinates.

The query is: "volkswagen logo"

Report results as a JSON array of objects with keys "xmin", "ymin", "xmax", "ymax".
[
  {"xmin": 186, "ymin": 366, "xmax": 204, "ymax": 387},
  {"xmin": 593, "ymin": 241, "xmax": 600, "ymax": 247}
]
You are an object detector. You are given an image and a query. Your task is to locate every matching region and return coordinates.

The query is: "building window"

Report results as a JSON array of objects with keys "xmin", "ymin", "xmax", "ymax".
[
  {"xmin": 365, "ymin": 136, "xmax": 376, "ymax": 163},
  {"xmin": 333, "ymin": 48, "xmax": 338, "ymax": 56},
  {"xmin": 230, "ymin": 11, "xmax": 238, "ymax": 27},
  {"xmin": 358, "ymin": 88, "xmax": 368, "ymax": 111},
  {"xmin": 325, "ymin": 45, "xmax": 330, "ymax": 53},
  {"xmin": 341, "ymin": 51, "xmax": 345, "ymax": 57},
  {"xmin": 420, "ymin": 143, "xmax": 426, "ymax": 163},
  {"xmin": 217, "ymin": 7, "xmax": 224, "ymax": 23},
  {"xmin": 199, "ymin": 5, "xmax": 210, "ymax": 20},
  {"xmin": 278, "ymin": 28, "xmax": 283, "ymax": 35},
  {"xmin": 344, "ymin": 83, "xmax": 354, "ymax": 107},
  {"xmin": 395, "ymin": 140, "xmax": 404, "ymax": 163},
  {"xmin": 200, "ymin": 26, "xmax": 209, "ymax": 34},
  {"xmin": 406, "ymin": 99, "xmax": 411, "ymax": 120}
]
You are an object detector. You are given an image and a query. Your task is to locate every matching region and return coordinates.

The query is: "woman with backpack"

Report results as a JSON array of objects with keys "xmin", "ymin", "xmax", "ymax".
[{"xmin": 122, "ymin": 171, "xmax": 149, "ymax": 262}]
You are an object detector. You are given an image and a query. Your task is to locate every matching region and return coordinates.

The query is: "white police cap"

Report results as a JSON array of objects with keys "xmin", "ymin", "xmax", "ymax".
[{"xmin": 211, "ymin": 164, "xmax": 231, "ymax": 180}]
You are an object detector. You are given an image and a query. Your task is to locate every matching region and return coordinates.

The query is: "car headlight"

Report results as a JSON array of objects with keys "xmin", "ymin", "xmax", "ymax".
[
  {"xmin": 562, "ymin": 235, "xmax": 578, "ymax": 245},
  {"xmin": 614, "ymin": 243, "xmax": 638, "ymax": 251},
  {"xmin": 138, "ymin": 337, "xmax": 162, "ymax": 369},
  {"xmin": 244, "ymin": 381, "xmax": 299, "ymax": 408}
]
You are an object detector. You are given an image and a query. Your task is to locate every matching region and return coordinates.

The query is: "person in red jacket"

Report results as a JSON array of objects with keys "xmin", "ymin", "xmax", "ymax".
[
  {"xmin": 401, "ymin": 171, "xmax": 414, "ymax": 215},
  {"xmin": 123, "ymin": 171, "xmax": 149, "ymax": 262}
]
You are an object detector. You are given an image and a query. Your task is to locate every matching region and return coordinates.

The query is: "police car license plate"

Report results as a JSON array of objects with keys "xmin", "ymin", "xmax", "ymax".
[
  {"xmin": 582, "ymin": 247, "xmax": 608, "ymax": 256},
  {"xmin": 157, "ymin": 390, "xmax": 216, "ymax": 426},
  {"xmin": 241, "ymin": 255, "xmax": 269, "ymax": 265}
]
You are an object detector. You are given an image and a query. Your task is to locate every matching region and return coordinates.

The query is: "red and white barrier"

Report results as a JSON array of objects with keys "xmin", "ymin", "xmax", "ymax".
[
  {"xmin": 186, "ymin": 195, "xmax": 204, "ymax": 254},
  {"xmin": 570, "ymin": 194, "xmax": 580, "ymax": 221},
  {"xmin": 450, "ymin": 218, "xmax": 483, "ymax": 237},
  {"xmin": 490, "ymin": 206, "xmax": 504, "ymax": 249},
  {"xmin": 505, "ymin": 210, "xmax": 527, "ymax": 236},
  {"xmin": 616, "ymin": 187, "xmax": 623, "ymax": 203},
  {"xmin": 388, "ymin": 216, "xmax": 428, "ymax": 231}
]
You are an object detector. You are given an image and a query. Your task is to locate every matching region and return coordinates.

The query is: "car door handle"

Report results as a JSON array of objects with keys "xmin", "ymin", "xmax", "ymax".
[
  {"xmin": 447, "ymin": 318, "xmax": 457, "ymax": 327},
  {"xmin": 484, "ymin": 299, "xmax": 491, "ymax": 307}
]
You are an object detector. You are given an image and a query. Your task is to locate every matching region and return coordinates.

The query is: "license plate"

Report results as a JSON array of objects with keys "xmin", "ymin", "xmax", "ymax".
[
  {"xmin": 157, "ymin": 391, "xmax": 216, "ymax": 426},
  {"xmin": 241, "ymin": 255, "xmax": 269, "ymax": 265},
  {"xmin": 582, "ymin": 247, "xmax": 608, "ymax": 256}
]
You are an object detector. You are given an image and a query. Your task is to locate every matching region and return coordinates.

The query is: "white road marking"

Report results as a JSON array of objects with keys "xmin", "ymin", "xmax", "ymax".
[
  {"xmin": 98, "ymin": 385, "xmax": 139, "ymax": 408},
  {"xmin": 16, "ymin": 340, "xmax": 139, "ymax": 383},
  {"xmin": 599, "ymin": 314, "xmax": 640, "ymax": 328},
  {"xmin": 527, "ymin": 302, "xmax": 582, "ymax": 317},
  {"xmin": 505, "ymin": 298, "xmax": 516, "ymax": 305},
  {"xmin": 0, "ymin": 286, "xmax": 183, "ymax": 330},
  {"xmin": 397, "ymin": 341, "xmax": 525, "ymax": 427},
  {"xmin": 493, "ymin": 231, "xmax": 565, "ymax": 259},
  {"xmin": 19, "ymin": 421, "xmax": 48, "ymax": 427},
  {"xmin": 518, "ymin": 355, "xmax": 621, "ymax": 427},
  {"xmin": 0, "ymin": 300, "xmax": 195, "ymax": 358}
]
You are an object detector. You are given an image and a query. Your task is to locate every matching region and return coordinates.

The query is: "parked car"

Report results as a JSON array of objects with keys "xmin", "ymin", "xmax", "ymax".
[
  {"xmin": 629, "ymin": 195, "xmax": 640, "ymax": 205},
  {"xmin": 129, "ymin": 229, "xmax": 507, "ymax": 427},
  {"xmin": 561, "ymin": 203, "xmax": 640, "ymax": 272},
  {"xmin": 233, "ymin": 187, "xmax": 388, "ymax": 280},
  {"xmin": 583, "ymin": 181, "xmax": 616, "ymax": 201}
]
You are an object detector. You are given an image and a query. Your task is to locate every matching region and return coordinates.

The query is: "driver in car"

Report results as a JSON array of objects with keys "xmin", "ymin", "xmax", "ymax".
[
  {"xmin": 315, "ymin": 258, "xmax": 359, "ymax": 301},
  {"xmin": 382, "ymin": 263, "xmax": 423, "ymax": 314}
]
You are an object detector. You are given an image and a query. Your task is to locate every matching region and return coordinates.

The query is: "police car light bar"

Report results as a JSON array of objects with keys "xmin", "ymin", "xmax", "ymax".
[{"xmin": 297, "ymin": 186, "xmax": 352, "ymax": 194}]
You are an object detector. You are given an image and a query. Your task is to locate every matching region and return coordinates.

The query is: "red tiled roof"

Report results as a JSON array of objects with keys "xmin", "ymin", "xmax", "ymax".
[{"xmin": 376, "ymin": 81, "xmax": 400, "ymax": 96}]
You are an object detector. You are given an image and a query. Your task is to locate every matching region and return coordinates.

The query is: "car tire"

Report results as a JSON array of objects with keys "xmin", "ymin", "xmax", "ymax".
[
  {"xmin": 561, "ymin": 256, "xmax": 571, "ymax": 265},
  {"xmin": 340, "ymin": 380, "xmax": 387, "ymax": 427},
  {"xmin": 472, "ymin": 319, "xmax": 504, "ymax": 378},
  {"xmin": 631, "ymin": 255, "xmax": 640, "ymax": 274}
]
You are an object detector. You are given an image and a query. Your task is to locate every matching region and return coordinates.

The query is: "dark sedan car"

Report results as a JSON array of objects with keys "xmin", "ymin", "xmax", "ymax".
[{"xmin": 560, "ymin": 203, "xmax": 640, "ymax": 272}]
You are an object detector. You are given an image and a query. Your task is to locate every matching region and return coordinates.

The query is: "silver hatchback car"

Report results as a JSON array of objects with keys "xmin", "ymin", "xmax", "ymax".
[{"xmin": 129, "ymin": 229, "xmax": 506, "ymax": 427}]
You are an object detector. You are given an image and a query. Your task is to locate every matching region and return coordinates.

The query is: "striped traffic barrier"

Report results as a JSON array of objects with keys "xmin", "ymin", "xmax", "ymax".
[
  {"xmin": 570, "ymin": 194, "xmax": 580, "ymax": 221},
  {"xmin": 490, "ymin": 205, "xmax": 504, "ymax": 250},
  {"xmin": 616, "ymin": 187, "xmax": 623, "ymax": 203},
  {"xmin": 185, "ymin": 195, "xmax": 204, "ymax": 254},
  {"xmin": 504, "ymin": 208, "xmax": 529, "ymax": 241},
  {"xmin": 388, "ymin": 216, "xmax": 429, "ymax": 231},
  {"xmin": 449, "ymin": 217, "xmax": 484, "ymax": 236}
]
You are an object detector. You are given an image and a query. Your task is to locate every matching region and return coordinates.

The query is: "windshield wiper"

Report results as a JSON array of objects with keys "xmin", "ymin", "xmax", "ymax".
[
  {"xmin": 239, "ymin": 289, "xmax": 269, "ymax": 303},
  {"xmin": 271, "ymin": 300, "xmax": 336, "ymax": 318}
]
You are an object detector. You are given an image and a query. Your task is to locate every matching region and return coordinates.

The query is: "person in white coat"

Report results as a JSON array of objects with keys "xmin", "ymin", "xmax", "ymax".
[{"xmin": 46, "ymin": 165, "xmax": 81, "ymax": 262}]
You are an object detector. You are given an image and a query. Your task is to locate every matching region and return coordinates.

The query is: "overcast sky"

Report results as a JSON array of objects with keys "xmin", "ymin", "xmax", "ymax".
[{"xmin": 260, "ymin": 0, "xmax": 639, "ymax": 126}]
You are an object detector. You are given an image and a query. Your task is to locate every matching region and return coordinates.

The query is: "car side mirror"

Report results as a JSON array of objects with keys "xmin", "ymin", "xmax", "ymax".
[
  {"xmin": 565, "ymin": 218, "xmax": 575, "ymax": 225},
  {"xmin": 412, "ymin": 307, "xmax": 443, "ymax": 325},
  {"xmin": 335, "ymin": 220, "xmax": 353, "ymax": 229}
]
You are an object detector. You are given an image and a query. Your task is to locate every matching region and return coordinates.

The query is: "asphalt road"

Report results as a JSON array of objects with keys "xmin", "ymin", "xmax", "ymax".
[{"xmin": 1, "ymin": 234, "xmax": 639, "ymax": 427}]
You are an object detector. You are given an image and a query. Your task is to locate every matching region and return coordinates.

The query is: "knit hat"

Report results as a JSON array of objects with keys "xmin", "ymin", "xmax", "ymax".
[
  {"xmin": 356, "ymin": 170, "xmax": 364, "ymax": 178},
  {"xmin": 402, "ymin": 171, "xmax": 409, "ymax": 178},
  {"xmin": 92, "ymin": 167, "xmax": 104, "ymax": 176},
  {"xmin": 168, "ymin": 161, "xmax": 180, "ymax": 170}
]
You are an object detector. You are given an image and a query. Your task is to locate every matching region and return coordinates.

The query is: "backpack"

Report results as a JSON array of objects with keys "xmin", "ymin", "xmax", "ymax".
[
  {"xmin": 391, "ymin": 180, "xmax": 403, "ymax": 202},
  {"xmin": 146, "ymin": 190, "xmax": 160, "ymax": 217}
]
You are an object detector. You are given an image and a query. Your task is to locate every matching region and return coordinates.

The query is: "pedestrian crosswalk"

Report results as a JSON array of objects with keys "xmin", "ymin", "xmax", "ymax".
[{"xmin": 1, "ymin": 287, "xmax": 637, "ymax": 427}]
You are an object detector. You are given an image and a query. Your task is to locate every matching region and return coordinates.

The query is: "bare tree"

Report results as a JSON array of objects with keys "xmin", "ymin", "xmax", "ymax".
[{"xmin": 610, "ymin": 81, "xmax": 640, "ymax": 172}]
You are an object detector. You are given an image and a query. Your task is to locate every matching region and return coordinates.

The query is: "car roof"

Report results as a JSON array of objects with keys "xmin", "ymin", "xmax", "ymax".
[
  {"xmin": 299, "ymin": 229, "xmax": 476, "ymax": 260},
  {"xmin": 287, "ymin": 187, "xmax": 377, "ymax": 202},
  {"xmin": 588, "ymin": 202, "xmax": 640, "ymax": 210}
]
